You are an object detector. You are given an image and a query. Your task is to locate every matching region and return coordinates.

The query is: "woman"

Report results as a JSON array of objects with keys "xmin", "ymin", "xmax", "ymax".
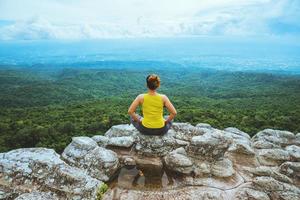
[{"xmin": 128, "ymin": 74, "xmax": 177, "ymax": 135}]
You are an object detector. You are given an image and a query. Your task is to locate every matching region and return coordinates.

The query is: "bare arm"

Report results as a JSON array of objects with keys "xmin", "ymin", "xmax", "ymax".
[
  {"xmin": 163, "ymin": 95, "xmax": 177, "ymax": 122},
  {"xmin": 128, "ymin": 94, "xmax": 142, "ymax": 122}
]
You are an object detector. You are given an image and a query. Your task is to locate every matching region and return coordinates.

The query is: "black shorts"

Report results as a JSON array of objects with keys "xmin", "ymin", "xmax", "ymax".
[{"xmin": 130, "ymin": 115, "xmax": 173, "ymax": 135}]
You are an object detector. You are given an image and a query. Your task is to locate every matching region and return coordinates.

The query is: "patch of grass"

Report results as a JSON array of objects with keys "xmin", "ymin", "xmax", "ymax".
[{"xmin": 96, "ymin": 183, "xmax": 108, "ymax": 200}]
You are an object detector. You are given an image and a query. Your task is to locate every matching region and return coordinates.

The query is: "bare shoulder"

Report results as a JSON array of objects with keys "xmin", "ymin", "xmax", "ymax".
[
  {"xmin": 137, "ymin": 94, "xmax": 145, "ymax": 103},
  {"xmin": 137, "ymin": 93, "xmax": 144, "ymax": 98},
  {"xmin": 159, "ymin": 94, "xmax": 168, "ymax": 102}
]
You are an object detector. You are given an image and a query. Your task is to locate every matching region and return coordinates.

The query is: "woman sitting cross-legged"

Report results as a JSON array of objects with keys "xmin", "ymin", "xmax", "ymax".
[{"xmin": 128, "ymin": 74, "xmax": 177, "ymax": 135}]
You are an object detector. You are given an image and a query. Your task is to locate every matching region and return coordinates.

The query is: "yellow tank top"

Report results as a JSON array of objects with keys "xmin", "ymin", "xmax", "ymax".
[{"xmin": 141, "ymin": 93, "xmax": 165, "ymax": 128}]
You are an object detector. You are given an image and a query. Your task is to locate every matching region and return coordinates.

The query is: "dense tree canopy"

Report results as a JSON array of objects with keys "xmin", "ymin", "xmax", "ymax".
[{"xmin": 1, "ymin": 66, "xmax": 300, "ymax": 153}]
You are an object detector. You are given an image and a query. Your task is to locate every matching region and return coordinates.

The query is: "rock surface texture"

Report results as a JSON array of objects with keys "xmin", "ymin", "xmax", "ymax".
[{"xmin": 0, "ymin": 123, "xmax": 299, "ymax": 199}]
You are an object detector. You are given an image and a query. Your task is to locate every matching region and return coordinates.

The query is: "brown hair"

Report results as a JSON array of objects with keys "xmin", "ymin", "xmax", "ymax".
[{"xmin": 146, "ymin": 74, "xmax": 160, "ymax": 90}]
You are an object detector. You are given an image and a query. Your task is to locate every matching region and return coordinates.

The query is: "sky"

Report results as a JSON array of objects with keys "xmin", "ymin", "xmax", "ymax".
[{"xmin": 0, "ymin": 0, "xmax": 299, "ymax": 40}]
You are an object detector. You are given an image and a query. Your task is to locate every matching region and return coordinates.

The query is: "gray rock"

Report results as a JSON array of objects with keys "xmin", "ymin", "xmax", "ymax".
[
  {"xmin": 228, "ymin": 140, "xmax": 255, "ymax": 155},
  {"xmin": 188, "ymin": 129, "xmax": 232, "ymax": 160},
  {"xmin": 135, "ymin": 156, "xmax": 163, "ymax": 170},
  {"xmin": 63, "ymin": 144, "xmax": 119, "ymax": 181},
  {"xmin": 2, "ymin": 124, "xmax": 300, "ymax": 200},
  {"xmin": 224, "ymin": 127, "xmax": 250, "ymax": 139},
  {"xmin": 253, "ymin": 140, "xmax": 280, "ymax": 149},
  {"xmin": 0, "ymin": 148, "xmax": 102, "ymax": 200},
  {"xmin": 1, "ymin": 148, "xmax": 64, "ymax": 175},
  {"xmin": 91, "ymin": 135, "xmax": 109, "ymax": 147},
  {"xmin": 134, "ymin": 130, "xmax": 178, "ymax": 156},
  {"xmin": 15, "ymin": 192, "xmax": 58, "ymax": 200},
  {"xmin": 105, "ymin": 124, "xmax": 138, "ymax": 137},
  {"xmin": 279, "ymin": 161, "xmax": 300, "ymax": 178},
  {"xmin": 61, "ymin": 136, "xmax": 98, "ymax": 165},
  {"xmin": 193, "ymin": 162, "xmax": 211, "ymax": 175},
  {"xmin": 252, "ymin": 129, "xmax": 295, "ymax": 147},
  {"xmin": 285, "ymin": 145, "xmax": 300, "ymax": 161},
  {"xmin": 107, "ymin": 136, "xmax": 135, "ymax": 148},
  {"xmin": 253, "ymin": 176, "xmax": 300, "ymax": 199},
  {"xmin": 219, "ymin": 128, "xmax": 255, "ymax": 156},
  {"xmin": 172, "ymin": 122, "xmax": 204, "ymax": 141},
  {"xmin": 195, "ymin": 123, "xmax": 212, "ymax": 129},
  {"xmin": 211, "ymin": 158, "xmax": 235, "ymax": 177},
  {"xmin": 175, "ymin": 139, "xmax": 190, "ymax": 146},
  {"xmin": 257, "ymin": 148, "xmax": 290, "ymax": 166},
  {"xmin": 83, "ymin": 147, "xmax": 119, "ymax": 181},
  {"xmin": 164, "ymin": 147, "xmax": 193, "ymax": 174},
  {"xmin": 245, "ymin": 166, "xmax": 293, "ymax": 183},
  {"xmin": 234, "ymin": 188, "xmax": 270, "ymax": 200}
]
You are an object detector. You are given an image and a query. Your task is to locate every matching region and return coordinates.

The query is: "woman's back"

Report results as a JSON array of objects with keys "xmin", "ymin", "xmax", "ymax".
[
  {"xmin": 141, "ymin": 93, "xmax": 164, "ymax": 128},
  {"xmin": 128, "ymin": 73, "xmax": 177, "ymax": 135}
]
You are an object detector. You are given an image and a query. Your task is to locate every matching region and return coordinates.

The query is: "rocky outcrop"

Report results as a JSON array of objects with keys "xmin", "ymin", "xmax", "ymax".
[
  {"xmin": 0, "ymin": 123, "xmax": 299, "ymax": 199},
  {"xmin": 62, "ymin": 137, "xmax": 119, "ymax": 181},
  {"xmin": 0, "ymin": 148, "xmax": 103, "ymax": 200},
  {"xmin": 163, "ymin": 147, "xmax": 193, "ymax": 174}
]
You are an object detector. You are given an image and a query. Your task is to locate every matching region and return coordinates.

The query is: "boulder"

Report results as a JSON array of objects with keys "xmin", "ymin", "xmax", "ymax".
[
  {"xmin": 211, "ymin": 158, "xmax": 235, "ymax": 177},
  {"xmin": 279, "ymin": 161, "xmax": 300, "ymax": 179},
  {"xmin": 61, "ymin": 136, "xmax": 98, "ymax": 165},
  {"xmin": 285, "ymin": 145, "xmax": 300, "ymax": 161},
  {"xmin": 252, "ymin": 140, "xmax": 280, "ymax": 149},
  {"xmin": 107, "ymin": 136, "xmax": 135, "ymax": 148},
  {"xmin": 228, "ymin": 140, "xmax": 255, "ymax": 155},
  {"xmin": 164, "ymin": 147, "xmax": 193, "ymax": 174},
  {"xmin": 193, "ymin": 161, "xmax": 211, "ymax": 175},
  {"xmin": 257, "ymin": 148, "xmax": 291, "ymax": 166},
  {"xmin": 252, "ymin": 129, "xmax": 295, "ymax": 147},
  {"xmin": 172, "ymin": 122, "xmax": 204, "ymax": 141},
  {"xmin": 224, "ymin": 127, "xmax": 250, "ymax": 139},
  {"xmin": 62, "ymin": 137, "xmax": 119, "ymax": 181},
  {"xmin": 134, "ymin": 130, "xmax": 178, "ymax": 156},
  {"xmin": 0, "ymin": 148, "xmax": 102, "ymax": 200},
  {"xmin": 187, "ymin": 129, "xmax": 232, "ymax": 160},
  {"xmin": 91, "ymin": 135, "xmax": 109, "ymax": 147},
  {"xmin": 81, "ymin": 147, "xmax": 120, "ymax": 181},
  {"xmin": 105, "ymin": 124, "xmax": 138, "ymax": 138}
]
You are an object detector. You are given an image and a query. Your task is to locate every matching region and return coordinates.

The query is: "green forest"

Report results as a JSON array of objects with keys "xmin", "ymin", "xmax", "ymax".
[{"xmin": 1, "ymin": 65, "xmax": 300, "ymax": 153}]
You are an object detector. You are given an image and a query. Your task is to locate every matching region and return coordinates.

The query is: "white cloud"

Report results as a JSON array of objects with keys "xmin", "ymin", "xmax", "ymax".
[{"xmin": 0, "ymin": 0, "xmax": 299, "ymax": 40}]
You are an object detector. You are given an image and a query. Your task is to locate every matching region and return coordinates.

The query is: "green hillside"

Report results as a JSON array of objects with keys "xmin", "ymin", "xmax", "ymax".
[{"xmin": 1, "ymin": 66, "xmax": 300, "ymax": 153}]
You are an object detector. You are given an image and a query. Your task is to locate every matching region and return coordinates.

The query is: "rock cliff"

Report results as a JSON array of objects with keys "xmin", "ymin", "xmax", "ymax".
[{"xmin": 0, "ymin": 123, "xmax": 299, "ymax": 200}]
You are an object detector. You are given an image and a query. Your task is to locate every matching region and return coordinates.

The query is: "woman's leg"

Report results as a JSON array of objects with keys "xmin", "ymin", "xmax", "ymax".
[
  {"xmin": 130, "ymin": 114, "xmax": 143, "ymax": 131},
  {"xmin": 163, "ymin": 115, "xmax": 174, "ymax": 134},
  {"xmin": 164, "ymin": 115, "xmax": 174, "ymax": 130}
]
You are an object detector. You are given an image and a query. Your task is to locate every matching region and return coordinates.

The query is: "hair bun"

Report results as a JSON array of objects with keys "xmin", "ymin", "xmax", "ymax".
[
  {"xmin": 148, "ymin": 75, "xmax": 158, "ymax": 81},
  {"xmin": 146, "ymin": 74, "xmax": 160, "ymax": 90}
]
